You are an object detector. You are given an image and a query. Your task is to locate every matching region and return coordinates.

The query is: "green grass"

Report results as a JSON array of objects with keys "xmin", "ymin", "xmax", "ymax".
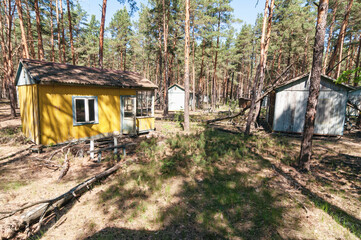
[
  {"xmin": 88, "ymin": 127, "xmax": 361, "ymax": 239},
  {"xmin": 0, "ymin": 180, "xmax": 27, "ymax": 192},
  {"xmin": 0, "ymin": 126, "xmax": 21, "ymax": 136},
  {"xmin": 94, "ymin": 128, "xmax": 287, "ymax": 239},
  {"xmin": 0, "ymin": 126, "xmax": 29, "ymax": 144}
]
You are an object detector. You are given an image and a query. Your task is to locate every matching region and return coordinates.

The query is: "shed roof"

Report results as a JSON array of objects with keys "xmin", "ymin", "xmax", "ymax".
[
  {"xmin": 15, "ymin": 59, "xmax": 157, "ymax": 89},
  {"xmin": 275, "ymin": 73, "xmax": 354, "ymax": 92},
  {"xmin": 168, "ymin": 83, "xmax": 185, "ymax": 91}
]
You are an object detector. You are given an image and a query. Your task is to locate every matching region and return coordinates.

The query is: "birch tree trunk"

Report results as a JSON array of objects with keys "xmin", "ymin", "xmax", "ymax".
[
  {"xmin": 299, "ymin": 0, "xmax": 329, "ymax": 172},
  {"xmin": 184, "ymin": 0, "xmax": 190, "ymax": 131}
]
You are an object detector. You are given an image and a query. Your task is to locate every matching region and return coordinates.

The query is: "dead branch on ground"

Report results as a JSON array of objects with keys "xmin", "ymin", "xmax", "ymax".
[
  {"xmin": 0, "ymin": 158, "xmax": 135, "ymax": 239},
  {"xmin": 207, "ymin": 64, "xmax": 293, "ymax": 124},
  {"xmin": 48, "ymin": 142, "xmax": 72, "ymax": 161},
  {"xmin": 0, "ymin": 145, "xmax": 34, "ymax": 161},
  {"xmin": 57, "ymin": 149, "xmax": 70, "ymax": 182}
]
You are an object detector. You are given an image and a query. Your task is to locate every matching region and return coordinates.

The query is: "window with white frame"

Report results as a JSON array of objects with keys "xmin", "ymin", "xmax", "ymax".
[
  {"xmin": 136, "ymin": 91, "xmax": 154, "ymax": 117},
  {"xmin": 72, "ymin": 96, "xmax": 98, "ymax": 125}
]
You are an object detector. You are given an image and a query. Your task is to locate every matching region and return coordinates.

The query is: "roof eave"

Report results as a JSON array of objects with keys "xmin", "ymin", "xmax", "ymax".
[{"xmin": 38, "ymin": 82, "xmax": 157, "ymax": 89}]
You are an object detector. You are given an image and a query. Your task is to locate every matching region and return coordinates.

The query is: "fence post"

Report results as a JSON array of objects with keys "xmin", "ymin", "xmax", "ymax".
[{"xmin": 90, "ymin": 140, "xmax": 94, "ymax": 160}]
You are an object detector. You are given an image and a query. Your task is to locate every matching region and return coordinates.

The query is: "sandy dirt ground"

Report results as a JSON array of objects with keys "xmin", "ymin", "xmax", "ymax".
[{"xmin": 0, "ymin": 104, "xmax": 360, "ymax": 239}]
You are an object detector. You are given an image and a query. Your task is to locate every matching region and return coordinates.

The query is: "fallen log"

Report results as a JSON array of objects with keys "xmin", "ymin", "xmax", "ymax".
[
  {"xmin": 57, "ymin": 149, "xmax": 70, "ymax": 182},
  {"xmin": 207, "ymin": 64, "xmax": 293, "ymax": 124},
  {"xmin": 48, "ymin": 142, "xmax": 72, "ymax": 162},
  {"xmin": 0, "ymin": 145, "xmax": 34, "ymax": 161},
  {"xmin": 0, "ymin": 158, "xmax": 134, "ymax": 239},
  {"xmin": 206, "ymin": 108, "xmax": 248, "ymax": 124}
]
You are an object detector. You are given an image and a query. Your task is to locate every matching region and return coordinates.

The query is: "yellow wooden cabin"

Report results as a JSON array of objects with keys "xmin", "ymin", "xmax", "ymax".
[{"xmin": 16, "ymin": 59, "xmax": 157, "ymax": 145}]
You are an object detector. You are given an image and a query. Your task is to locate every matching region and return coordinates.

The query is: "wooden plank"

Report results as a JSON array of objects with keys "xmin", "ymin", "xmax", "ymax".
[{"xmin": 88, "ymin": 143, "xmax": 136, "ymax": 154}]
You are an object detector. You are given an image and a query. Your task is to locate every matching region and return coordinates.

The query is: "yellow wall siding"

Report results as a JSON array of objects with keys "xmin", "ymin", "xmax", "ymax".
[
  {"xmin": 18, "ymin": 85, "xmax": 40, "ymax": 144},
  {"xmin": 136, "ymin": 117, "xmax": 155, "ymax": 132},
  {"xmin": 38, "ymin": 85, "xmax": 136, "ymax": 145}
]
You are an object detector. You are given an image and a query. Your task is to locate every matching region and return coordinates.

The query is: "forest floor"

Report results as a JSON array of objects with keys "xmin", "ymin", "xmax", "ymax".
[{"xmin": 0, "ymin": 103, "xmax": 360, "ymax": 239}]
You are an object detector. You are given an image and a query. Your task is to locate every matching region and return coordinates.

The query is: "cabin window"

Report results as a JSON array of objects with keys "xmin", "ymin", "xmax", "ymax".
[
  {"xmin": 72, "ymin": 96, "xmax": 98, "ymax": 126},
  {"xmin": 136, "ymin": 91, "xmax": 154, "ymax": 117}
]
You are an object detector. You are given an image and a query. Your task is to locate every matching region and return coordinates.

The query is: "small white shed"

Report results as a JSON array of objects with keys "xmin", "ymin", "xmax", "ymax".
[
  {"xmin": 168, "ymin": 84, "xmax": 193, "ymax": 111},
  {"xmin": 271, "ymin": 74, "xmax": 353, "ymax": 136}
]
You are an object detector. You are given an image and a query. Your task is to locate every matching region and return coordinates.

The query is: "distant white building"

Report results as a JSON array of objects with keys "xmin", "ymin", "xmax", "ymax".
[{"xmin": 168, "ymin": 84, "xmax": 193, "ymax": 111}]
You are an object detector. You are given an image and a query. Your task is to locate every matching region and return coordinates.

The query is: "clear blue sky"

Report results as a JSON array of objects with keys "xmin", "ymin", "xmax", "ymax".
[{"xmin": 78, "ymin": 0, "xmax": 266, "ymax": 30}]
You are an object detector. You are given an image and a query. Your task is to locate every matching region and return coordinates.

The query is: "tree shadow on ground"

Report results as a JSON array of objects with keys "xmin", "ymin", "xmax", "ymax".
[
  {"xmin": 272, "ymin": 163, "xmax": 361, "ymax": 238},
  {"xmin": 84, "ymin": 128, "xmax": 298, "ymax": 239},
  {"xmin": 266, "ymin": 133, "xmax": 361, "ymax": 237}
]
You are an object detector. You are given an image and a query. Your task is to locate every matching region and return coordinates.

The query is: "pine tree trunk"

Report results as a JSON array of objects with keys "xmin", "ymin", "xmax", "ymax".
[
  {"xmin": 212, "ymin": 11, "xmax": 221, "ymax": 110},
  {"xmin": 245, "ymin": 0, "xmax": 274, "ymax": 135},
  {"xmin": 299, "ymin": 0, "xmax": 329, "ymax": 172},
  {"xmin": 162, "ymin": 0, "xmax": 169, "ymax": 116},
  {"xmin": 336, "ymin": 30, "xmax": 346, "ymax": 78},
  {"xmin": 230, "ymin": 72, "xmax": 234, "ymax": 100},
  {"xmin": 277, "ymin": 45, "xmax": 283, "ymax": 73},
  {"xmin": 222, "ymin": 60, "xmax": 229, "ymax": 104},
  {"xmin": 198, "ymin": 39, "xmax": 206, "ymax": 97},
  {"xmin": 99, "ymin": 0, "xmax": 107, "ymax": 68},
  {"xmin": 34, "ymin": 0, "xmax": 44, "ymax": 60},
  {"xmin": 184, "ymin": 0, "xmax": 190, "ymax": 131},
  {"xmin": 326, "ymin": 0, "xmax": 353, "ymax": 74},
  {"xmin": 24, "ymin": 0, "xmax": 36, "ymax": 59},
  {"xmin": 67, "ymin": 0, "xmax": 75, "ymax": 65},
  {"xmin": 124, "ymin": 46, "xmax": 127, "ymax": 71},
  {"xmin": 355, "ymin": 34, "xmax": 361, "ymax": 83},
  {"xmin": 226, "ymin": 71, "xmax": 230, "ymax": 103},
  {"xmin": 56, "ymin": 0, "xmax": 62, "ymax": 62},
  {"xmin": 303, "ymin": 33, "xmax": 309, "ymax": 73},
  {"xmin": 60, "ymin": 0, "xmax": 66, "ymax": 62},
  {"xmin": 49, "ymin": 0, "xmax": 55, "ymax": 61},
  {"xmin": 0, "ymin": 0, "xmax": 17, "ymax": 116},
  {"xmin": 192, "ymin": 26, "xmax": 196, "ymax": 111},
  {"xmin": 322, "ymin": 0, "xmax": 338, "ymax": 74},
  {"xmin": 237, "ymin": 72, "xmax": 242, "ymax": 99},
  {"xmin": 15, "ymin": 0, "xmax": 29, "ymax": 59},
  {"xmin": 157, "ymin": 23, "xmax": 163, "ymax": 106},
  {"xmin": 345, "ymin": 34, "xmax": 353, "ymax": 73},
  {"xmin": 120, "ymin": 48, "xmax": 123, "ymax": 70}
]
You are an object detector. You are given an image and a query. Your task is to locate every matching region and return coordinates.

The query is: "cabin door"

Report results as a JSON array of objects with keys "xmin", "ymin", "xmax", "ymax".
[{"xmin": 120, "ymin": 96, "xmax": 136, "ymax": 135}]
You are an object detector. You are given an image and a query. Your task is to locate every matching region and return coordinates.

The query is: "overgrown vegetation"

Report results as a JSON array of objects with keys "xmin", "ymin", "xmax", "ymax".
[
  {"xmin": 92, "ymin": 126, "xmax": 361, "ymax": 239},
  {"xmin": 97, "ymin": 128, "xmax": 286, "ymax": 239},
  {"xmin": 0, "ymin": 126, "xmax": 29, "ymax": 144}
]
